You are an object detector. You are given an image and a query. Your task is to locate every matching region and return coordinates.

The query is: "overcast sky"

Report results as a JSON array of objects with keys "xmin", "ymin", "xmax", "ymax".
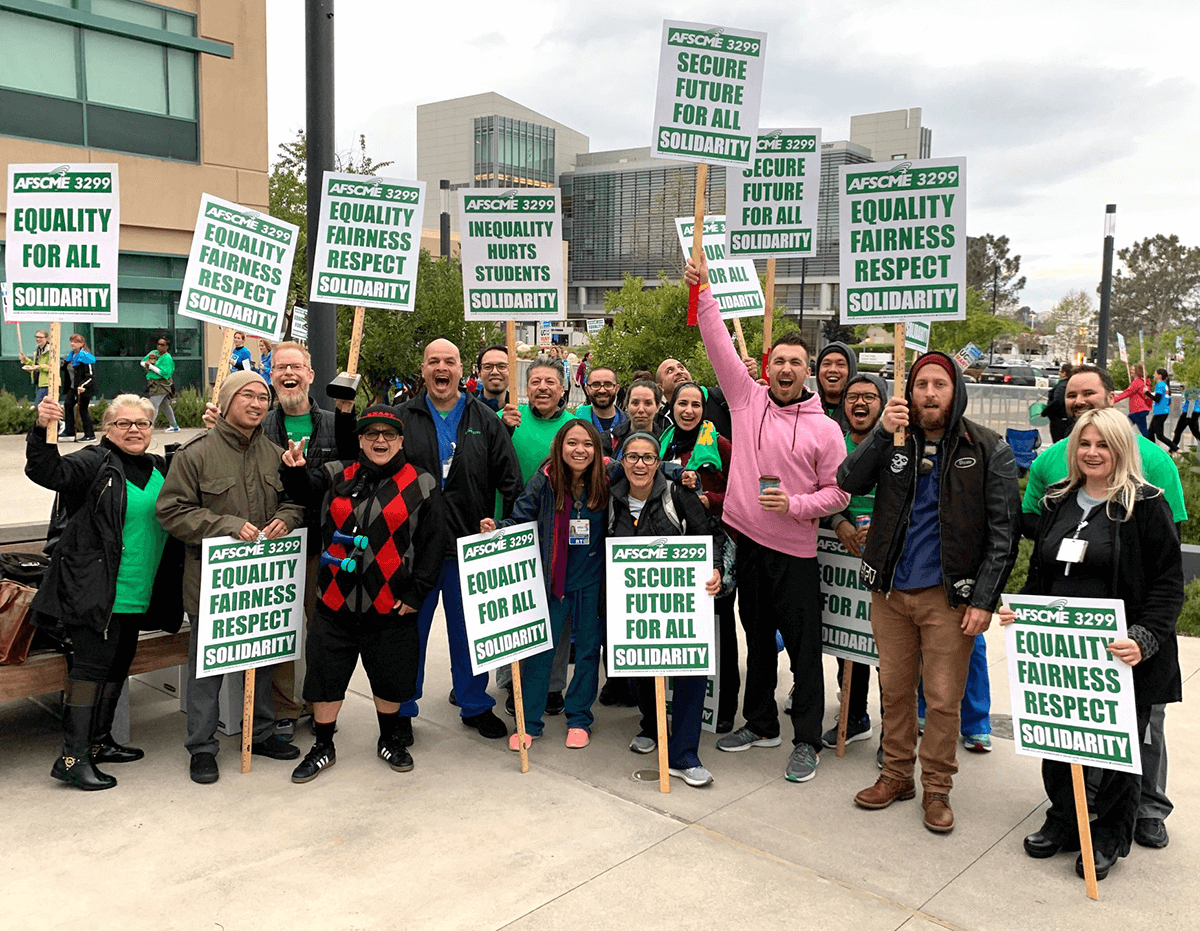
[{"xmin": 265, "ymin": 0, "xmax": 1197, "ymax": 317}]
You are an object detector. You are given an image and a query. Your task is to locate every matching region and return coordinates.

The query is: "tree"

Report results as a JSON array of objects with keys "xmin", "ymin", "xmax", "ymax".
[
  {"xmin": 967, "ymin": 233, "xmax": 1026, "ymax": 309},
  {"xmin": 1043, "ymin": 290, "xmax": 1096, "ymax": 362},
  {"xmin": 822, "ymin": 317, "xmax": 856, "ymax": 345},
  {"xmin": 1109, "ymin": 234, "xmax": 1200, "ymax": 340},
  {"xmin": 586, "ymin": 275, "xmax": 700, "ymax": 386},
  {"xmin": 927, "ymin": 288, "xmax": 1027, "ymax": 357}
]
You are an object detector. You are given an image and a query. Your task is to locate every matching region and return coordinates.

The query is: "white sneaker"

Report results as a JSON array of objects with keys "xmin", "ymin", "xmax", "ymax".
[
  {"xmin": 668, "ymin": 765, "xmax": 713, "ymax": 787},
  {"xmin": 629, "ymin": 734, "xmax": 655, "ymax": 754}
]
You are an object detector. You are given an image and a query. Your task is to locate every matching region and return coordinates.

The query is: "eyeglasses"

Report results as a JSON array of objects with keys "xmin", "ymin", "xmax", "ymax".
[
  {"xmin": 112, "ymin": 419, "xmax": 153, "ymax": 431},
  {"xmin": 274, "ymin": 363, "xmax": 309, "ymax": 374},
  {"xmin": 237, "ymin": 393, "xmax": 271, "ymax": 404},
  {"xmin": 363, "ymin": 428, "xmax": 401, "ymax": 441},
  {"xmin": 623, "ymin": 453, "xmax": 660, "ymax": 465},
  {"xmin": 480, "ymin": 362, "xmax": 509, "ymax": 373},
  {"xmin": 845, "ymin": 393, "xmax": 880, "ymax": 404},
  {"xmin": 588, "ymin": 381, "xmax": 617, "ymax": 390}
]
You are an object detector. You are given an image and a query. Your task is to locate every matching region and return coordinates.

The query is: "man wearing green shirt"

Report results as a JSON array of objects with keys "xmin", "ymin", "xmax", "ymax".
[
  {"xmin": 1020, "ymin": 362, "xmax": 1184, "ymax": 852},
  {"xmin": 501, "ymin": 361, "xmax": 576, "ymax": 483},
  {"xmin": 141, "ymin": 336, "xmax": 180, "ymax": 432}
]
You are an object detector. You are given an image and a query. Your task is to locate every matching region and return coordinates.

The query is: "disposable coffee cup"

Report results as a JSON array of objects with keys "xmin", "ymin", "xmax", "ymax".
[{"xmin": 759, "ymin": 475, "xmax": 780, "ymax": 495}]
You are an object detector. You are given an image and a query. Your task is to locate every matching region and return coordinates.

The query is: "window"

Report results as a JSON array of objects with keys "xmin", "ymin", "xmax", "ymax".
[{"xmin": 0, "ymin": 0, "xmax": 220, "ymax": 161}]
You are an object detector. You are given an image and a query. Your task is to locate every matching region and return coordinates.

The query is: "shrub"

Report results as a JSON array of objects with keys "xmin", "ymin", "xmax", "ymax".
[{"xmin": 0, "ymin": 390, "xmax": 39, "ymax": 434}]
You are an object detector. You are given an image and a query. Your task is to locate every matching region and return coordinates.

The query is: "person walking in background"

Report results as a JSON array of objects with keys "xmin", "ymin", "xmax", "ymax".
[
  {"xmin": 21, "ymin": 329, "xmax": 53, "ymax": 405},
  {"xmin": 1113, "ymin": 363, "xmax": 1151, "ymax": 437},
  {"xmin": 229, "ymin": 331, "xmax": 253, "ymax": 373},
  {"xmin": 141, "ymin": 336, "xmax": 180, "ymax": 433},
  {"xmin": 1045, "ymin": 363, "xmax": 1074, "ymax": 443},
  {"xmin": 62, "ymin": 333, "xmax": 97, "ymax": 442},
  {"xmin": 1169, "ymin": 384, "xmax": 1200, "ymax": 453},
  {"xmin": 1146, "ymin": 368, "xmax": 1177, "ymax": 452}
]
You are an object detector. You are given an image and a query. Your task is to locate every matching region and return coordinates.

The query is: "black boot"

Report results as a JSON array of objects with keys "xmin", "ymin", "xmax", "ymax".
[
  {"xmin": 51, "ymin": 681, "xmax": 117, "ymax": 790},
  {"xmin": 91, "ymin": 681, "xmax": 144, "ymax": 764}
]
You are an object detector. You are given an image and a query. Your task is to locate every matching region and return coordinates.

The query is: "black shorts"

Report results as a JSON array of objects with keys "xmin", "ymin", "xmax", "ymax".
[{"xmin": 302, "ymin": 604, "xmax": 418, "ymax": 704}]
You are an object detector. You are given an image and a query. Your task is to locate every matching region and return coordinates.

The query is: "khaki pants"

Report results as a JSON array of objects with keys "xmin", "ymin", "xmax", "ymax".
[{"xmin": 871, "ymin": 587, "xmax": 975, "ymax": 792}]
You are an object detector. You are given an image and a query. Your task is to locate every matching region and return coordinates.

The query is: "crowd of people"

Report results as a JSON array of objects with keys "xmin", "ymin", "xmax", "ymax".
[{"xmin": 23, "ymin": 264, "xmax": 1185, "ymax": 883}]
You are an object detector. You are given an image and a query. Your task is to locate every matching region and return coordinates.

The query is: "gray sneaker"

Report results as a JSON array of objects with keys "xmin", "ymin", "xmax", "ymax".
[
  {"xmin": 716, "ymin": 726, "xmax": 782, "ymax": 752},
  {"xmin": 820, "ymin": 716, "xmax": 873, "ymax": 749},
  {"xmin": 629, "ymin": 734, "xmax": 656, "ymax": 754},
  {"xmin": 785, "ymin": 744, "xmax": 819, "ymax": 783},
  {"xmin": 668, "ymin": 765, "xmax": 713, "ymax": 787}
]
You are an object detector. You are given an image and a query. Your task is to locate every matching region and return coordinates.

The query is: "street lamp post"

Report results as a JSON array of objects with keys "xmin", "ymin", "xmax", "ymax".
[
  {"xmin": 440, "ymin": 179, "xmax": 451, "ymax": 260},
  {"xmin": 988, "ymin": 262, "xmax": 998, "ymax": 362},
  {"xmin": 305, "ymin": 0, "xmax": 337, "ymax": 394},
  {"xmin": 1097, "ymin": 204, "xmax": 1116, "ymax": 368}
]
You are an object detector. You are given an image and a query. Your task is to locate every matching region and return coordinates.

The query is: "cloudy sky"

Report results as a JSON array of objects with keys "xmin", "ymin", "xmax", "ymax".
[{"xmin": 265, "ymin": 0, "xmax": 1197, "ymax": 317}]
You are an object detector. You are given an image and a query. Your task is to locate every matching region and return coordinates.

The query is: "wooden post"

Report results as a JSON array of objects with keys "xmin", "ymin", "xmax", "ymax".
[
  {"xmin": 687, "ymin": 164, "xmax": 708, "ymax": 326},
  {"xmin": 346, "ymin": 305, "xmax": 365, "ymax": 374},
  {"xmin": 836, "ymin": 660, "xmax": 854, "ymax": 758},
  {"xmin": 511, "ymin": 660, "xmax": 530, "ymax": 774},
  {"xmin": 893, "ymin": 323, "xmax": 907, "ymax": 447},
  {"xmin": 1072, "ymin": 763, "xmax": 1100, "ymax": 900},
  {"xmin": 46, "ymin": 322, "xmax": 61, "ymax": 447},
  {"xmin": 733, "ymin": 320, "xmax": 749, "ymax": 359},
  {"xmin": 655, "ymin": 675, "xmax": 670, "ymax": 794},
  {"xmin": 240, "ymin": 667, "xmax": 255, "ymax": 774},
  {"xmin": 761, "ymin": 258, "xmax": 776, "ymax": 378},
  {"xmin": 15, "ymin": 323, "xmax": 24, "ymax": 360},
  {"xmin": 506, "ymin": 321, "xmax": 519, "ymax": 403},
  {"xmin": 211, "ymin": 328, "xmax": 236, "ymax": 414}
]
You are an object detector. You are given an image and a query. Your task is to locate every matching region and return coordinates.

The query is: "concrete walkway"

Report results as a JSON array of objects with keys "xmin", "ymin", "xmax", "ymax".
[{"xmin": 1, "ymin": 430, "xmax": 1197, "ymax": 930}]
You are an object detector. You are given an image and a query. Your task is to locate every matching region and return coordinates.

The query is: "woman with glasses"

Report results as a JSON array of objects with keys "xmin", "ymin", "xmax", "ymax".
[
  {"xmin": 26, "ymin": 394, "xmax": 183, "ymax": 790},
  {"xmin": 281, "ymin": 405, "xmax": 446, "ymax": 783},
  {"xmin": 141, "ymin": 336, "xmax": 180, "ymax": 433},
  {"xmin": 610, "ymin": 431, "xmax": 723, "ymax": 786}
]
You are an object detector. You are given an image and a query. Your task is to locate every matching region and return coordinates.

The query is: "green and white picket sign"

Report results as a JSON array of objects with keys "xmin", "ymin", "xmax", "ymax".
[
  {"xmin": 674, "ymin": 216, "xmax": 765, "ymax": 319},
  {"xmin": 458, "ymin": 523, "xmax": 553, "ymax": 676},
  {"xmin": 664, "ymin": 649, "xmax": 722, "ymax": 733},
  {"xmin": 4, "ymin": 163, "xmax": 120, "ymax": 322},
  {"xmin": 606, "ymin": 537, "xmax": 715, "ymax": 677},
  {"xmin": 651, "ymin": 20, "xmax": 767, "ymax": 167},
  {"xmin": 309, "ymin": 171, "xmax": 425, "ymax": 311},
  {"xmin": 1004, "ymin": 594, "xmax": 1141, "ymax": 775},
  {"xmin": 457, "ymin": 188, "xmax": 565, "ymax": 321},
  {"xmin": 585, "ymin": 317, "xmax": 605, "ymax": 337},
  {"xmin": 178, "ymin": 193, "xmax": 299, "ymax": 340},
  {"xmin": 839, "ymin": 157, "xmax": 966, "ymax": 325},
  {"xmin": 725, "ymin": 128, "xmax": 820, "ymax": 258},
  {"xmin": 1116, "ymin": 333, "xmax": 1128, "ymax": 364},
  {"xmin": 904, "ymin": 320, "xmax": 932, "ymax": 353},
  {"xmin": 816, "ymin": 530, "xmax": 878, "ymax": 666},
  {"xmin": 196, "ymin": 530, "xmax": 307, "ymax": 678}
]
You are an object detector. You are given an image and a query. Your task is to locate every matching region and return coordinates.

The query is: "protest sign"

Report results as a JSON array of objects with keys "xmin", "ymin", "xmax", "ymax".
[
  {"xmin": 309, "ymin": 171, "xmax": 424, "ymax": 311},
  {"xmin": 606, "ymin": 537, "xmax": 714, "ymax": 677},
  {"xmin": 839, "ymin": 157, "xmax": 966, "ymax": 325},
  {"xmin": 458, "ymin": 523, "xmax": 553, "ymax": 676},
  {"xmin": 586, "ymin": 317, "xmax": 605, "ymax": 336},
  {"xmin": 665, "ymin": 658, "xmax": 721, "ymax": 733},
  {"xmin": 5, "ymin": 163, "xmax": 119, "ymax": 322},
  {"xmin": 1004, "ymin": 594, "xmax": 1141, "ymax": 775},
  {"xmin": 1116, "ymin": 333, "xmax": 1128, "ymax": 365},
  {"xmin": 196, "ymin": 530, "xmax": 306, "ymax": 678},
  {"xmin": 675, "ymin": 216, "xmax": 765, "ymax": 319},
  {"xmin": 952, "ymin": 342, "xmax": 983, "ymax": 372},
  {"xmin": 458, "ymin": 188, "xmax": 564, "ymax": 321},
  {"xmin": 905, "ymin": 320, "xmax": 931, "ymax": 352},
  {"xmin": 725, "ymin": 128, "xmax": 820, "ymax": 258},
  {"xmin": 538, "ymin": 322, "xmax": 552, "ymax": 348},
  {"xmin": 651, "ymin": 20, "xmax": 767, "ymax": 167},
  {"xmin": 178, "ymin": 193, "xmax": 299, "ymax": 340},
  {"xmin": 816, "ymin": 530, "xmax": 878, "ymax": 665},
  {"xmin": 291, "ymin": 304, "xmax": 308, "ymax": 342}
]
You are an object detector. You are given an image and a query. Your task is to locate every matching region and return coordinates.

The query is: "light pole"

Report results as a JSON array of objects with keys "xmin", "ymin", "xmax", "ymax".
[
  {"xmin": 988, "ymin": 262, "xmax": 998, "ymax": 362},
  {"xmin": 440, "ymin": 179, "xmax": 451, "ymax": 260},
  {"xmin": 305, "ymin": 0, "xmax": 336, "ymax": 394},
  {"xmin": 1097, "ymin": 204, "xmax": 1116, "ymax": 368}
]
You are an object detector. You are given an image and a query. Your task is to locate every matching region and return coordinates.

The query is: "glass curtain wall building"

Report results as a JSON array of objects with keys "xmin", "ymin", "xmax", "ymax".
[{"xmin": 473, "ymin": 116, "xmax": 556, "ymax": 189}]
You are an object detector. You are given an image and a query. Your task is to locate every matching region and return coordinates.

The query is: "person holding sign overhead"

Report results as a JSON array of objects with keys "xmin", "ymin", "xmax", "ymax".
[
  {"xmin": 1000, "ymin": 408, "xmax": 1182, "ymax": 881},
  {"xmin": 610, "ymin": 431, "xmax": 722, "ymax": 786},
  {"xmin": 281, "ymin": 405, "xmax": 446, "ymax": 783},
  {"xmin": 481, "ymin": 420, "xmax": 609, "ymax": 750}
]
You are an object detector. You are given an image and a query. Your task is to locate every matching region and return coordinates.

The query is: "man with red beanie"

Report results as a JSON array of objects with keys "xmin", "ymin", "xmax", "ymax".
[{"xmin": 837, "ymin": 351, "xmax": 1020, "ymax": 832}]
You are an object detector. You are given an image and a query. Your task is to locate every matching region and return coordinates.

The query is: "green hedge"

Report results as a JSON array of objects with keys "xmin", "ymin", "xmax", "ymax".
[{"xmin": 0, "ymin": 387, "xmax": 212, "ymax": 434}]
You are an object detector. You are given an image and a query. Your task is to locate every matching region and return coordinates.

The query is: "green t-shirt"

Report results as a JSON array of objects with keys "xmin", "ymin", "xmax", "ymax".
[
  {"xmin": 844, "ymin": 433, "xmax": 876, "ymax": 521},
  {"xmin": 506, "ymin": 403, "xmax": 575, "ymax": 483},
  {"xmin": 112, "ymin": 471, "xmax": 169, "ymax": 613},
  {"xmin": 1022, "ymin": 433, "xmax": 1188, "ymax": 523},
  {"xmin": 284, "ymin": 412, "xmax": 314, "ymax": 446}
]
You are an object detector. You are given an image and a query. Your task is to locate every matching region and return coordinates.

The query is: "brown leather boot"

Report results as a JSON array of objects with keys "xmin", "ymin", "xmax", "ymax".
[
  {"xmin": 923, "ymin": 791, "xmax": 954, "ymax": 832},
  {"xmin": 855, "ymin": 775, "xmax": 916, "ymax": 810}
]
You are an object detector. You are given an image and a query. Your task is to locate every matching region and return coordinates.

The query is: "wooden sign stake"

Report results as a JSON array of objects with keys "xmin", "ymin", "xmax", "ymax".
[
  {"xmin": 46, "ymin": 322, "xmax": 61, "ymax": 447},
  {"xmin": 893, "ymin": 323, "xmax": 907, "ymax": 447},
  {"xmin": 687, "ymin": 165, "xmax": 708, "ymax": 326},
  {"xmin": 836, "ymin": 660, "xmax": 854, "ymax": 758},
  {"xmin": 655, "ymin": 675, "xmax": 670, "ymax": 794},
  {"xmin": 761, "ymin": 257, "xmax": 776, "ymax": 378},
  {"xmin": 1071, "ymin": 763, "xmax": 1100, "ymax": 899},
  {"xmin": 511, "ymin": 660, "xmax": 530, "ymax": 774},
  {"xmin": 347, "ymin": 305, "xmax": 365, "ymax": 374},
  {"xmin": 211, "ymin": 328, "xmax": 236, "ymax": 416},
  {"xmin": 240, "ymin": 667, "xmax": 256, "ymax": 774}
]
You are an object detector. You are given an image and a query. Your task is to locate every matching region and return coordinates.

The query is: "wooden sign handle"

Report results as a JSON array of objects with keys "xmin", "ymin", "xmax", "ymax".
[
  {"xmin": 346, "ymin": 305, "xmax": 365, "ymax": 375},
  {"xmin": 761, "ymin": 258, "xmax": 776, "ymax": 378},
  {"xmin": 46, "ymin": 322, "xmax": 61, "ymax": 447},
  {"xmin": 15, "ymin": 323, "xmax": 24, "ymax": 360},
  {"xmin": 211, "ymin": 328, "xmax": 236, "ymax": 415},
  {"xmin": 836, "ymin": 659, "xmax": 854, "ymax": 758},
  {"xmin": 893, "ymin": 323, "xmax": 907, "ymax": 448},
  {"xmin": 506, "ymin": 321, "xmax": 519, "ymax": 404},
  {"xmin": 240, "ymin": 667, "xmax": 256, "ymax": 774},
  {"xmin": 1072, "ymin": 763, "xmax": 1099, "ymax": 899},
  {"xmin": 511, "ymin": 660, "xmax": 529, "ymax": 774},
  {"xmin": 687, "ymin": 164, "xmax": 708, "ymax": 326},
  {"xmin": 655, "ymin": 675, "xmax": 670, "ymax": 794}
]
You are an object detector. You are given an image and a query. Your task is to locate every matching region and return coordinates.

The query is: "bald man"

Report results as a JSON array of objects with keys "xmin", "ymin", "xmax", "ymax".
[
  {"xmin": 394, "ymin": 338, "xmax": 523, "ymax": 745},
  {"xmin": 653, "ymin": 357, "xmax": 733, "ymax": 440}
]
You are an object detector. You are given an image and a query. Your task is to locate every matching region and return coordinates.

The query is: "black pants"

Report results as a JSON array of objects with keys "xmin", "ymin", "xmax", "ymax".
[
  {"xmin": 835, "ymin": 656, "xmax": 872, "ymax": 721},
  {"xmin": 66, "ymin": 612, "xmax": 142, "ymax": 683},
  {"xmin": 736, "ymin": 536, "xmax": 823, "ymax": 749},
  {"xmin": 1148, "ymin": 413, "xmax": 1175, "ymax": 451},
  {"xmin": 715, "ymin": 590, "xmax": 741, "ymax": 723},
  {"xmin": 1171, "ymin": 412, "xmax": 1200, "ymax": 447},
  {"xmin": 63, "ymin": 389, "xmax": 95, "ymax": 438}
]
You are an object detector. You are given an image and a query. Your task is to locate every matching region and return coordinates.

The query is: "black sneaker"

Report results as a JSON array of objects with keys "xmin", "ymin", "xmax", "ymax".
[
  {"xmin": 396, "ymin": 715, "xmax": 414, "ymax": 748},
  {"xmin": 251, "ymin": 734, "xmax": 301, "ymax": 760},
  {"xmin": 821, "ymin": 716, "xmax": 873, "ymax": 749},
  {"xmin": 190, "ymin": 751, "xmax": 219, "ymax": 785},
  {"xmin": 504, "ymin": 688, "xmax": 515, "ymax": 717},
  {"xmin": 448, "ymin": 688, "xmax": 458, "ymax": 706},
  {"xmin": 545, "ymin": 691, "xmax": 565, "ymax": 716},
  {"xmin": 377, "ymin": 737, "xmax": 414, "ymax": 772},
  {"xmin": 292, "ymin": 743, "xmax": 336, "ymax": 783},
  {"xmin": 462, "ymin": 709, "xmax": 508, "ymax": 739}
]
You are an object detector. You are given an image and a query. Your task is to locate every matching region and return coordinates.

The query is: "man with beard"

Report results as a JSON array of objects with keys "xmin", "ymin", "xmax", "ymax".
[
  {"xmin": 474, "ymin": 344, "xmax": 510, "ymax": 412},
  {"xmin": 576, "ymin": 366, "xmax": 627, "ymax": 434},
  {"xmin": 503, "ymin": 362, "xmax": 576, "ymax": 482},
  {"xmin": 815, "ymin": 342, "xmax": 857, "ymax": 432},
  {"xmin": 601, "ymin": 378, "xmax": 660, "ymax": 457},
  {"xmin": 654, "ymin": 357, "xmax": 732, "ymax": 440},
  {"xmin": 1020, "ymin": 363, "xmax": 1185, "ymax": 854},
  {"xmin": 839, "ymin": 352, "xmax": 1020, "ymax": 833},
  {"xmin": 395, "ymin": 339, "xmax": 523, "ymax": 743}
]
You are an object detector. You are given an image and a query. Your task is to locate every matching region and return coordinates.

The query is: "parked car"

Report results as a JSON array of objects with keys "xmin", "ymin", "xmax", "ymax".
[{"xmin": 980, "ymin": 363, "xmax": 1040, "ymax": 387}]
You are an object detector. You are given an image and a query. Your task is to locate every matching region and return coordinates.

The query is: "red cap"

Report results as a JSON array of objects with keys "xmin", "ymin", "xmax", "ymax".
[{"xmin": 909, "ymin": 353, "xmax": 957, "ymax": 385}]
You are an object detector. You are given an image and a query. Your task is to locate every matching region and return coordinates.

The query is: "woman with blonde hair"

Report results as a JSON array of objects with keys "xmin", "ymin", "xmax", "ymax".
[{"xmin": 1001, "ymin": 407, "xmax": 1182, "ymax": 880}]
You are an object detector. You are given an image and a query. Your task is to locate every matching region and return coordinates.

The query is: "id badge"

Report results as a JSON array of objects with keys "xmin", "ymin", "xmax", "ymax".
[
  {"xmin": 442, "ymin": 456, "xmax": 453, "ymax": 480},
  {"xmin": 569, "ymin": 519, "xmax": 590, "ymax": 546},
  {"xmin": 1056, "ymin": 538, "xmax": 1088, "ymax": 564}
]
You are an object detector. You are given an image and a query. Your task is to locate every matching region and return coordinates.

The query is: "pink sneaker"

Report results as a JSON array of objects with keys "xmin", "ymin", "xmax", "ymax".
[
  {"xmin": 508, "ymin": 732, "xmax": 536, "ymax": 752},
  {"xmin": 565, "ymin": 727, "xmax": 590, "ymax": 749}
]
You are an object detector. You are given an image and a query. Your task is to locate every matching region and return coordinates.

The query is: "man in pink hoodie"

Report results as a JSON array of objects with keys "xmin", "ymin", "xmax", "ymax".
[{"xmin": 686, "ymin": 257, "xmax": 849, "ymax": 784}]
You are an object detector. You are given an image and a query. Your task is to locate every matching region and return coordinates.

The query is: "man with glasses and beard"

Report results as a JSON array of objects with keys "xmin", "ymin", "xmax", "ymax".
[
  {"xmin": 575, "ymin": 366, "xmax": 627, "ymax": 434},
  {"xmin": 474, "ymin": 345, "xmax": 511, "ymax": 413},
  {"xmin": 838, "ymin": 352, "xmax": 1020, "ymax": 833}
]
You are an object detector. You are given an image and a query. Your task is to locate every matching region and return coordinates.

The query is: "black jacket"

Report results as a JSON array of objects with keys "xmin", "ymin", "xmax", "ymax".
[
  {"xmin": 816, "ymin": 341, "xmax": 859, "ymax": 433},
  {"xmin": 1045, "ymin": 380, "xmax": 1071, "ymax": 443},
  {"xmin": 396, "ymin": 392, "xmax": 523, "ymax": 558},
  {"xmin": 25, "ymin": 429, "xmax": 183, "ymax": 634},
  {"xmin": 608, "ymin": 472, "xmax": 721, "ymax": 569},
  {"xmin": 838, "ymin": 351, "xmax": 1021, "ymax": 611},
  {"xmin": 1023, "ymin": 484, "xmax": 1183, "ymax": 706}
]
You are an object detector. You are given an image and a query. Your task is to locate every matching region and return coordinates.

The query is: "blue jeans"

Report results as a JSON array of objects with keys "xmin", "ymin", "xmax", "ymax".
[
  {"xmin": 401, "ymin": 559, "xmax": 495, "ymax": 719},
  {"xmin": 1129, "ymin": 411, "xmax": 1150, "ymax": 437},
  {"xmin": 635, "ymin": 674, "xmax": 706, "ymax": 769},
  {"xmin": 520, "ymin": 581, "xmax": 602, "ymax": 736},
  {"xmin": 918, "ymin": 632, "xmax": 991, "ymax": 735},
  {"xmin": 34, "ymin": 386, "xmax": 48, "ymax": 405}
]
